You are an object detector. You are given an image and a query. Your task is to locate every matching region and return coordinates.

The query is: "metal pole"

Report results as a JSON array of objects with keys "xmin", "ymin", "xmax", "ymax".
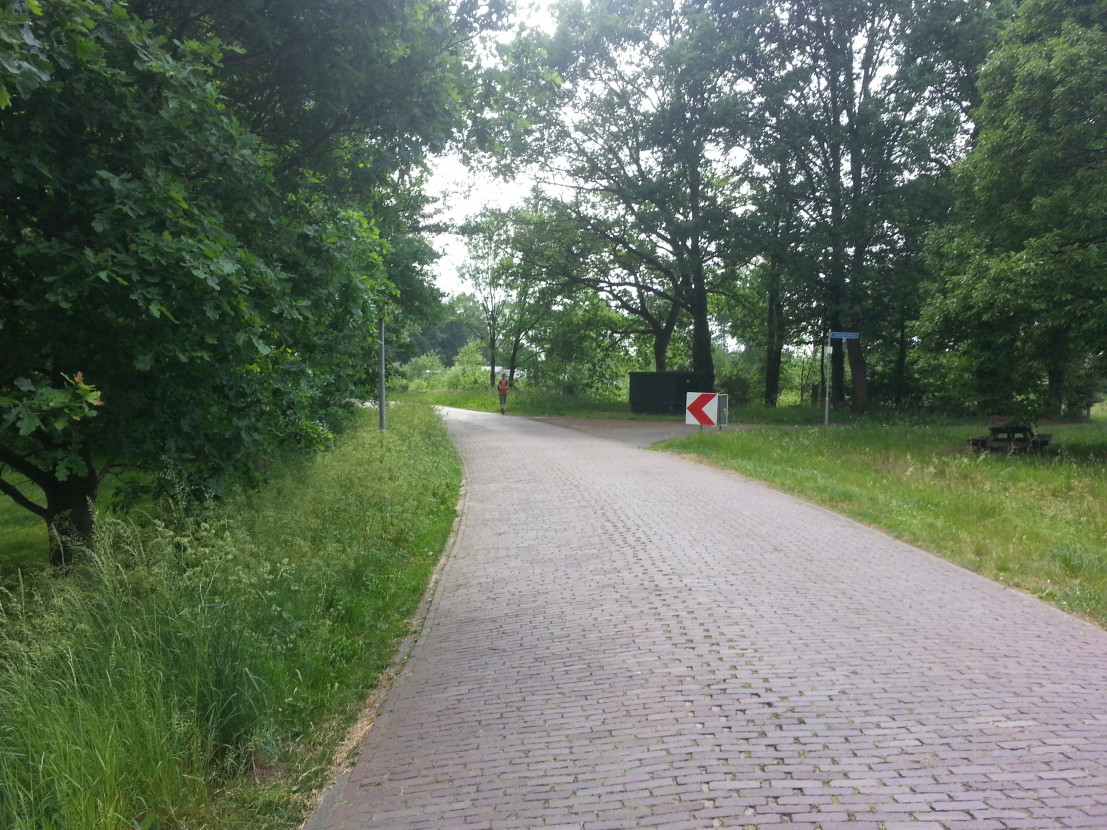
[
  {"xmin": 824, "ymin": 332, "xmax": 830, "ymax": 427},
  {"xmin": 378, "ymin": 316, "xmax": 386, "ymax": 431}
]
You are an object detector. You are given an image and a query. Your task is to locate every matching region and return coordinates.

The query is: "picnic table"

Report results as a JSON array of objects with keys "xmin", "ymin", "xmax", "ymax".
[{"xmin": 968, "ymin": 423, "xmax": 1053, "ymax": 452}]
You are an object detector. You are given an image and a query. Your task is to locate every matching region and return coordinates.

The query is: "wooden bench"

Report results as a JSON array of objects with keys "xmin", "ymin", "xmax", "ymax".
[{"xmin": 968, "ymin": 423, "xmax": 1053, "ymax": 452}]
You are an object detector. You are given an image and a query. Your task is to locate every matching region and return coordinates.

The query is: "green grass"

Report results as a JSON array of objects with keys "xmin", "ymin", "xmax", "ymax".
[
  {"xmin": 659, "ymin": 420, "xmax": 1107, "ymax": 626},
  {"xmin": 0, "ymin": 402, "xmax": 460, "ymax": 830},
  {"xmin": 0, "ymin": 481, "xmax": 46, "ymax": 577},
  {"xmin": 730, "ymin": 402, "xmax": 827, "ymax": 425},
  {"xmin": 0, "ymin": 467, "xmax": 177, "ymax": 581}
]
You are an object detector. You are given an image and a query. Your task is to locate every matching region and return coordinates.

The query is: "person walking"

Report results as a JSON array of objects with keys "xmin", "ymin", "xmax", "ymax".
[{"xmin": 497, "ymin": 373, "xmax": 510, "ymax": 414}]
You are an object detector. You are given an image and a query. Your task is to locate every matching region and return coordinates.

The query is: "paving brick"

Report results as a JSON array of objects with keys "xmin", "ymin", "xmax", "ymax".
[{"xmin": 308, "ymin": 411, "xmax": 1107, "ymax": 830}]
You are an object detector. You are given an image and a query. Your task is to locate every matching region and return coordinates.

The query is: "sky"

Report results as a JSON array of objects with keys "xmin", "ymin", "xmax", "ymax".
[
  {"xmin": 425, "ymin": 156, "xmax": 532, "ymax": 296},
  {"xmin": 426, "ymin": 1, "xmax": 560, "ymax": 296}
]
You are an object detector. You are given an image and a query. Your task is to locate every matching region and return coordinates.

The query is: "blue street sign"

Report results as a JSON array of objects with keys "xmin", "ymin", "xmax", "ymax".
[{"xmin": 830, "ymin": 331, "xmax": 859, "ymax": 339}]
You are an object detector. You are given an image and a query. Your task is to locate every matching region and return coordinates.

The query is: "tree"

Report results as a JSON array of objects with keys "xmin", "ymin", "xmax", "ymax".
[
  {"xmin": 479, "ymin": 197, "xmax": 685, "ymax": 373},
  {"xmin": 494, "ymin": 265, "xmax": 559, "ymax": 384},
  {"xmin": 410, "ymin": 294, "xmax": 485, "ymax": 366},
  {"xmin": 129, "ymin": 0, "xmax": 509, "ymax": 182},
  {"xmin": 920, "ymin": 0, "xmax": 1107, "ymax": 417},
  {"xmin": 529, "ymin": 291, "xmax": 641, "ymax": 394},
  {"xmin": 0, "ymin": 1, "xmax": 484, "ymax": 563},
  {"xmin": 129, "ymin": 0, "xmax": 504, "ymax": 339},
  {"xmin": 715, "ymin": 0, "xmax": 1006, "ymax": 411},
  {"xmin": 485, "ymin": 0, "xmax": 757, "ymax": 388},
  {"xmin": 0, "ymin": 4, "xmax": 380, "ymax": 562},
  {"xmin": 478, "ymin": 0, "xmax": 1003, "ymax": 404},
  {"xmin": 0, "ymin": 0, "xmax": 53, "ymax": 109},
  {"xmin": 458, "ymin": 209, "xmax": 559, "ymax": 385}
]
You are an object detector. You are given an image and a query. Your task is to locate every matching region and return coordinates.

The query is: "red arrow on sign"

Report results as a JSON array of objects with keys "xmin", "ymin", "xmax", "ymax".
[{"xmin": 687, "ymin": 393, "xmax": 716, "ymax": 426}]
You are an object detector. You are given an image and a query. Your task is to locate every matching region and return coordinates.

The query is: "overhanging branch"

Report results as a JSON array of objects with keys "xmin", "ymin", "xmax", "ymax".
[{"xmin": 0, "ymin": 470, "xmax": 47, "ymax": 519}]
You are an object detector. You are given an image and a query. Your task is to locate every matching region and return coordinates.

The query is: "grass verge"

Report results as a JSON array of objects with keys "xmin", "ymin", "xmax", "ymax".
[
  {"xmin": 0, "ymin": 402, "xmax": 460, "ymax": 830},
  {"xmin": 659, "ymin": 421, "xmax": 1107, "ymax": 626}
]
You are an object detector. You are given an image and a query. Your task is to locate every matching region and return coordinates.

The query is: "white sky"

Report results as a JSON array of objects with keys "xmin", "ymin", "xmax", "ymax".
[
  {"xmin": 425, "ymin": 157, "xmax": 533, "ymax": 296},
  {"xmin": 426, "ymin": 0, "xmax": 561, "ymax": 296}
]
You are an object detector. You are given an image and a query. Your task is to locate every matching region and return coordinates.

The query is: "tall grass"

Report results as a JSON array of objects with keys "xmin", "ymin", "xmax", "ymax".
[
  {"xmin": 0, "ymin": 402, "xmax": 460, "ymax": 829},
  {"xmin": 662, "ymin": 422, "xmax": 1107, "ymax": 625}
]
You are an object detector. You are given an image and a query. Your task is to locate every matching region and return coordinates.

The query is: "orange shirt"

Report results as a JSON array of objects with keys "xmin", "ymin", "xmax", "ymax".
[{"xmin": 497, "ymin": 378, "xmax": 510, "ymax": 395}]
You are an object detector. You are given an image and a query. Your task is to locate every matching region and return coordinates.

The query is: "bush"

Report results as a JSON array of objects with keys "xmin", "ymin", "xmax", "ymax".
[
  {"xmin": 715, "ymin": 365, "xmax": 753, "ymax": 405},
  {"xmin": 402, "ymin": 352, "xmax": 446, "ymax": 381}
]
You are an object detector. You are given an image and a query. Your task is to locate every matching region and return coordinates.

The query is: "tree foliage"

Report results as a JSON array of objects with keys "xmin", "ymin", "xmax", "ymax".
[
  {"xmin": 479, "ymin": 0, "xmax": 766, "ymax": 385},
  {"xmin": 470, "ymin": 196, "xmax": 684, "ymax": 372},
  {"xmin": 472, "ymin": 0, "xmax": 1009, "ymax": 408},
  {"xmin": 0, "ymin": 0, "xmax": 489, "ymax": 562},
  {"xmin": 452, "ymin": 0, "xmax": 1101, "ymax": 416},
  {"xmin": 919, "ymin": 0, "xmax": 1107, "ymax": 417},
  {"xmin": 715, "ymin": 0, "xmax": 1007, "ymax": 409}
]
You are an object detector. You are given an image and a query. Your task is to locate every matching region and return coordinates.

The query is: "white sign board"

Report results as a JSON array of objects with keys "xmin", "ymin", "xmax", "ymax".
[{"xmin": 686, "ymin": 392, "xmax": 728, "ymax": 427}]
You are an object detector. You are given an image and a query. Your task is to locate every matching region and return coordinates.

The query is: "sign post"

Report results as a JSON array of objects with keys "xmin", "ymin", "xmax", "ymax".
[{"xmin": 825, "ymin": 332, "xmax": 859, "ymax": 427}]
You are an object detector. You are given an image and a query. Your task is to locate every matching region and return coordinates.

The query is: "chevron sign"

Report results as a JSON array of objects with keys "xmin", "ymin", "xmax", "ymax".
[{"xmin": 685, "ymin": 392, "xmax": 728, "ymax": 427}]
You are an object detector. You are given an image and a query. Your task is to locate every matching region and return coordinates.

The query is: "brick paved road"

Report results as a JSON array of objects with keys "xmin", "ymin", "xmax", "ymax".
[{"xmin": 316, "ymin": 409, "xmax": 1107, "ymax": 830}]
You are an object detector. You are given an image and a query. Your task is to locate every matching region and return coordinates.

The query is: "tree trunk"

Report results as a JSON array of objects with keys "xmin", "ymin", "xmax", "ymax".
[
  {"xmin": 650, "ymin": 301, "xmax": 680, "ymax": 372},
  {"xmin": 487, "ymin": 332, "xmax": 498, "ymax": 387},
  {"xmin": 827, "ymin": 216, "xmax": 848, "ymax": 405},
  {"xmin": 680, "ymin": 120, "xmax": 714, "ymax": 389},
  {"xmin": 764, "ymin": 277, "xmax": 784, "ymax": 407},
  {"xmin": 652, "ymin": 332, "xmax": 669, "ymax": 372},
  {"xmin": 830, "ymin": 327, "xmax": 846, "ymax": 405},
  {"xmin": 690, "ymin": 311, "xmax": 714, "ymax": 389},
  {"xmin": 1043, "ymin": 330, "xmax": 1069, "ymax": 418},
  {"xmin": 1046, "ymin": 366, "xmax": 1066, "ymax": 419},
  {"xmin": 893, "ymin": 313, "xmax": 910, "ymax": 409},
  {"xmin": 44, "ymin": 473, "xmax": 99, "ymax": 567},
  {"xmin": 689, "ymin": 277, "xmax": 715, "ymax": 389},
  {"xmin": 508, "ymin": 336, "xmax": 522, "ymax": 383},
  {"xmin": 764, "ymin": 344, "xmax": 783, "ymax": 407},
  {"xmin": 846, "ymin": 337, "xmax": 868, "ymax": 414}
]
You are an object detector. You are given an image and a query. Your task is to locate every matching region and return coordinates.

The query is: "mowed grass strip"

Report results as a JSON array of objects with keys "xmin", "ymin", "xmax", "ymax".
[{"xmin": 660, "ymin": 421, "xmax": 1107, "ymax": 626}]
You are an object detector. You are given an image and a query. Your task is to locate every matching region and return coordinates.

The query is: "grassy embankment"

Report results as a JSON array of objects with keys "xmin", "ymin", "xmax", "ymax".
[{"xmin": 0, "ymin": 402, "xmax": 459, "ymax": 830}]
